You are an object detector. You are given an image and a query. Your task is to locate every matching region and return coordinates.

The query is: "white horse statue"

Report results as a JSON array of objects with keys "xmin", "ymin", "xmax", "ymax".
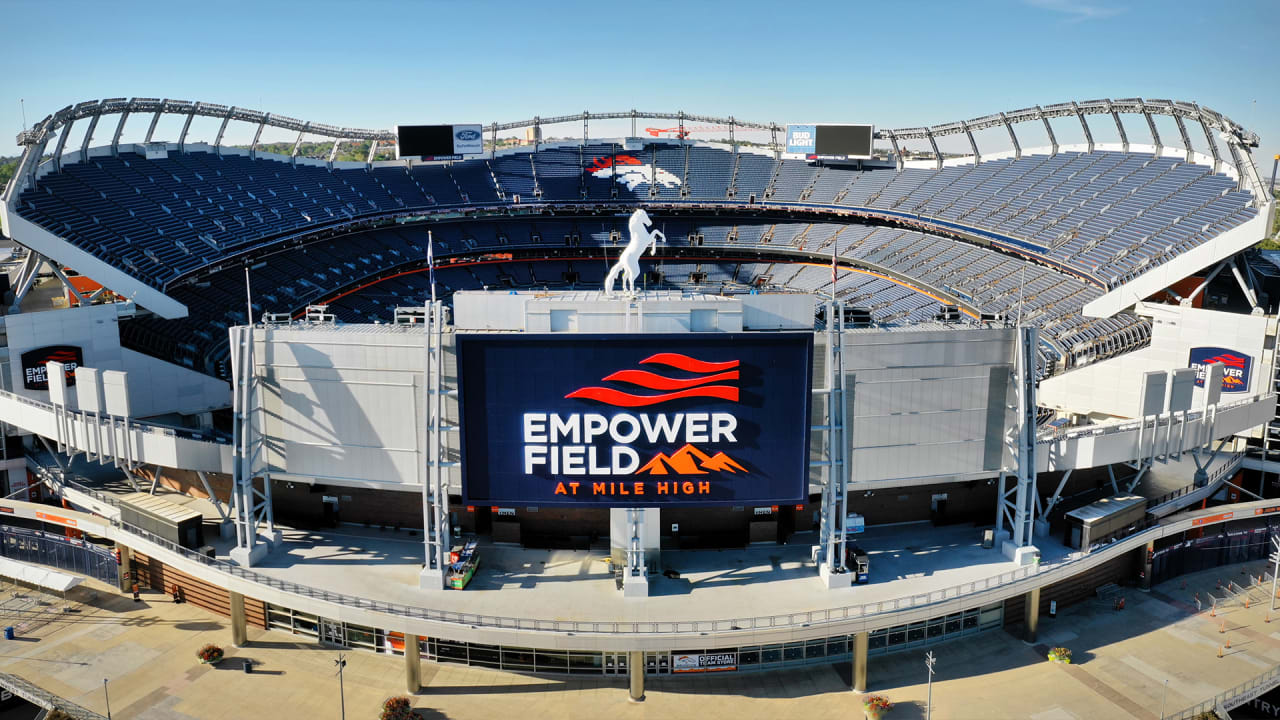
[{"xmin": 603, "ymin": 209, "xmax": 665, "ymax": 297}]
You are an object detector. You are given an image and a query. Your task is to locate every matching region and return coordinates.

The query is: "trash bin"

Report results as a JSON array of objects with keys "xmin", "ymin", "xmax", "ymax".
[
  {"xmin": 243, "ymin": 659, "xmax": 253, "ymax": 674},
  {"xmin": 3, "ymin": 627, "xmax": 14, "ymax": 640},
  {"xmin": 982, "ymin": 529, "xmax": 995, "ymax": 549}
]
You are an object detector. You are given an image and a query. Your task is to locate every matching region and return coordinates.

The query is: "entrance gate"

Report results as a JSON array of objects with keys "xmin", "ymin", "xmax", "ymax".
[{"xmin": 0, "ymin": 525, "xmax": 118, "ymax": 586}]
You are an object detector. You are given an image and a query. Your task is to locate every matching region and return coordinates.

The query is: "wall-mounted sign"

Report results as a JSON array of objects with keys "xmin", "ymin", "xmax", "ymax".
[{"xmin": 21, "ymin": 345, "xmax": 83, "ymax": 390}]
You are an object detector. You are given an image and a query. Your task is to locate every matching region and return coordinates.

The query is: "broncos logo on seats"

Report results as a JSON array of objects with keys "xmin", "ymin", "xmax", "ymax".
[{"xmin": 585, "ymin": 154, "xmax": 681, "ymax": 190}]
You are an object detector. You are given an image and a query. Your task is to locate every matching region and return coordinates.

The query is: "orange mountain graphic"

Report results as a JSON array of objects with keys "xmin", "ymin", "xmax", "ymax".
[{"xmin": 636, "ymin": 444, "xmax": 747, "ymax": 475}]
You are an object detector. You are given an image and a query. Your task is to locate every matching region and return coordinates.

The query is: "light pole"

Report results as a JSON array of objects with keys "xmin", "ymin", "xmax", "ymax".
[
  {"xmin": 104, "ymin": 678, "xmax": 111, "ymax": 719},
  {"xmin": 335, "ymin": 654, "xmax": 347, "ymax": 720},
  {"xmin": 1160, "ymin": 678, "xmax": 1168, "ymax": 720},
  {"xmin": 925, "ymin": 651, "xmax": 936, "ymax": 720}
]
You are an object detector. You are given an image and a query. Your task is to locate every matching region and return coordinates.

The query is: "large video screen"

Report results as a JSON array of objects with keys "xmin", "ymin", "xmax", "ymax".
[
  {"xmin": 457, "ymin": 333, "xmax": 813, "ymax": 507},
  {"xmin": 396, "ymin": 124, "xmax": 483, "ymax": 159},
  {"xmin": 815, "ymin": 124, "xmax": 873, "ymax": 158},
  {"xmin": 786, "ymin": 123, "xmax": 874, "ymax": 159},
  {"xmin": 396, "ymin": 125, "xmax": 455, "ymax": 157}
]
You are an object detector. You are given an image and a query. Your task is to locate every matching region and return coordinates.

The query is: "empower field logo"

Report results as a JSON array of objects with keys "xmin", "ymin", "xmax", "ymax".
[
  {"xmin": 457, "ymin": 334, "xmax": 812, "ymax": 507},
  {"xmin": 1189, "ymin": 346, "xmax": 1252, "ymax": 393}
]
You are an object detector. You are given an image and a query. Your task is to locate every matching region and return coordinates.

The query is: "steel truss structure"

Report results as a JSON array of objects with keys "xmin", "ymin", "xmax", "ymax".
[
  {"xmin": 229, "ymin": 324, "xmax": 278, "ymax": 564},
  {"xmin": 4, "ymin": 97, "xmax": 1265, "ymax": 210},
  {"xmin": 996, "ymin": 327, "xmax": 1039, "ymax": 548},
  {"xmin": 816, "ymin": 301, "xmax": 850, "ymax": 581},
  {"xmin": 419, "ymin": 300, "xmax": 451, "ymax": 588}
]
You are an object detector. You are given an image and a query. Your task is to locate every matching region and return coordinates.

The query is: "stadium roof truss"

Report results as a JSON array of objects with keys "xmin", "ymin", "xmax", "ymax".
[
  {"xmin": 0, "ymin": 97, "xmax": 1271, "ymax": 323},
  {"xmin": 5, "ymin": 97, "xmax": 1264, "ymax": 205}
]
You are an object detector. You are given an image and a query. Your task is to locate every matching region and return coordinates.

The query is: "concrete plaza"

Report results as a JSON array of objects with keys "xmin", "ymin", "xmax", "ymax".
[{"xmin": 0, "ymin": 560, "xmax": 1276, "ymax": 718}]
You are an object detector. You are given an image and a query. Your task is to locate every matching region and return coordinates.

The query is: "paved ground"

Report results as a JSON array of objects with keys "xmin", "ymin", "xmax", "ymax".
[{"xmin": 0, "ymin": 560, "xmax": 1277, "ymax": 718}]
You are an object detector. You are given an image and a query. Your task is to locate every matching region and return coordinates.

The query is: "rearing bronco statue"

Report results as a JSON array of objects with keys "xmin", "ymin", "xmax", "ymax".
[{"xmin": 604, "ymin": 209, "xmax": 665, "ymax": 297}]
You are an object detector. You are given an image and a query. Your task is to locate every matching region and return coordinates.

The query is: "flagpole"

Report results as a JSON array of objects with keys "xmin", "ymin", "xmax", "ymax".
[
  {"xmin": 428, "ymin": 230, "xmax": 436, "ymax": 305},
  {"xmin": 830, "ymin": 241, "xmax": 838, "ymax": 303}
]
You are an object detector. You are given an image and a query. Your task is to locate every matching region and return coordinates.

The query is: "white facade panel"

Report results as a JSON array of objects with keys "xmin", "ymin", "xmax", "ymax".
[{"xmin": 1039, "ymin": 303, "xmax": 1270, "ymax": 419}]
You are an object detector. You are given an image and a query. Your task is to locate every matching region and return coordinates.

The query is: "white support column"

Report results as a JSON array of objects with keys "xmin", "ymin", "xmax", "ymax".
[
  {"xmin": 1171, "ymin": 112, "xmax": 1194, "ymax": 163},
  {"xmin": 52, "ymin": 117, "xmax": 73, "ymax": 171},
  {"xmin": 143, "ymin": 107, "xmax": 163, "ymax": 143},
  {"xmin": 178, "ymin": 112, "xmax": 195, "ymax": 153},
  {"xmin": 1037, "ymin": 107, "xmax": 1058, "ymax": 156},
  {"xmin": 1108, "ymin": 101, "xmax": 1129, "ymax": 154},
  {"xmin": 999, "ymin": 112, "xmax": 1021, "ymax": 159},
  {"xmin": 926, "ymin": 130, "xmax": 942, "ymax": 170},
  {"xmin": 214, "ymin": 108, "xmax": 235, "ymax": 153},
  {"xmin": 110, "ymin": 110, "xmax": 130, "ymax": 156},
  {"xmin": 80, "ymin": 114, "xmax": 101, "ymax": 156},
  {"xmin": 1072, "ymin": 102, "xmax": 1094, "ymax": 153},
  {"xmin": 1142, "ymin": 108, "xmax": 1163, "ymax": 158},
  {"xmin": 250, "ymin": 118, "xmax": 268, "ymax": 159}
]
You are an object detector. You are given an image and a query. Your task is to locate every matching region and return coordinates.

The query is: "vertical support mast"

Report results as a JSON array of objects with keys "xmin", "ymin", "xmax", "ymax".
[
  {"xmin": 818, "ymin": 299, "xmax": 850, "ymax": 587},
  {"xmin": 1011, "ymin": 326, "xmax": 1039, "ymax": 550},
  {"xmin": 420, "ymin": 300, "xmax": 450, "ymax": 589}
]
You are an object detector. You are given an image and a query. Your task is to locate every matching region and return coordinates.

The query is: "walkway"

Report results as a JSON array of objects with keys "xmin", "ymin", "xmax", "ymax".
[{"xmin": 0, "ymin": 562, "xmax": 1276, "ymax": 718}]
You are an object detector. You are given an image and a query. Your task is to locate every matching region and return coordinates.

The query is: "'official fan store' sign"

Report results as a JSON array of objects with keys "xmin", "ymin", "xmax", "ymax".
[{"xmin": 457, "ymin": 334, "xmax": 813, "ymax": 507}]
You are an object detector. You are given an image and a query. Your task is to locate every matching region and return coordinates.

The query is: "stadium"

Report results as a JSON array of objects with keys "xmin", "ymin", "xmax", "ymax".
[{"xmin": 0, "ymin": 95, "xmax": 1278, "ymax": 708}]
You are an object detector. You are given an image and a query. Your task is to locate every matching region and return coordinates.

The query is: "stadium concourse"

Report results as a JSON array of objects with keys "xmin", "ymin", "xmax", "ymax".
[{"xmin": 0, "ymin": 97, "xmax": 1278, "ymax": 713}]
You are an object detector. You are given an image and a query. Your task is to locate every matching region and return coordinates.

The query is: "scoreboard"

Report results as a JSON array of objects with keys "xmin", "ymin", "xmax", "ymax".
[
  {"xmin": 785, "ymin": 123, "xmax": 874, "ymax": 160},
  {"xmin": 395, "ymin": 123, "xmax": 484, "ymax": 160}
]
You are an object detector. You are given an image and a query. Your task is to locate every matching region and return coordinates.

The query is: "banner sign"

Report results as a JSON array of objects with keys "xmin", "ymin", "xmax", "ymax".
[
  {"xmin": 458, "ymin": 333, "xmax": 813, "ymax": 507},
  {"xmin": 785, "ymin": 124, "xmax": 817, "ymax": 155},
  {"xmin": 672, "ymin": 653, "xmax": 737, "ymax": 673},
  {"xmin": 1188, "ymin": 346, "xmax": 1251, "ymax": 393},
  {"xmin": 21, "ymin": 345, "xmax": 82, "ymax": 390}
]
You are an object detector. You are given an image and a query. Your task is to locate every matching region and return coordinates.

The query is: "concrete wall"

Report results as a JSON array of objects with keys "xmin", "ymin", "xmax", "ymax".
[
  {"xmin": 254, "ymin": 324, "xmax": 460, "ymax": 490},
  {"xmin": 840, "ymin": 327, "xmax": 1017, "ymax": 487},
  {"xmin": 3, "ymin": 303, "xmax": 229, "ymax": 417}
]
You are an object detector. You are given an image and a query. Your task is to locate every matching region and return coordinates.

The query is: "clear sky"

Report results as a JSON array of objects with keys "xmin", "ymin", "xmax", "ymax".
[{"xmin": 2, "ymin": 0, "xmax": 1277, "ymax": 179}]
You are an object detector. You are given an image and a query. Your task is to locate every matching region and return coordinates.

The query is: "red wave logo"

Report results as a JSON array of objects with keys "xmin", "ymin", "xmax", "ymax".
[
  {"xmin": 1203, "ymin": 354, "xmax": 1246, "ymax": 369},
  {"xmin": 566, "ymin": 353, "xmax": 740, "ymax": 407}
]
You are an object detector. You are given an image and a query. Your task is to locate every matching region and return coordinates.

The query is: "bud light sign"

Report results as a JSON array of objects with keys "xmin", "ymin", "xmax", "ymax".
[
  {"xmin": 457, "ymin": 333, "xmax": 813, "ymax": 507},
  {"xmin": 1189, "ymin": 346, "xmax": 1252, "ymax": 393}
]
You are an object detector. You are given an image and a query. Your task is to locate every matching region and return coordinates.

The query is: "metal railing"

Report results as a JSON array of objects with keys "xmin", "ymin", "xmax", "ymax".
[
  {"xmin": 0, "ymin": 386, "xmax": 227, "ymax": 443},
  {"xmin": 1037, "ymin": 395, "xmax": 1271, "ymax": 445},
  {"xmin": 28, "ymin": 458, "xmax": 1255, "ymax": 639},
  {"xmin": 1146, "ymin": 451, "xmax": 1245, "ymax": 511},
  {"xmin": 1167, "ymin": 664, "xmax": 1280, "ymax": 720}
]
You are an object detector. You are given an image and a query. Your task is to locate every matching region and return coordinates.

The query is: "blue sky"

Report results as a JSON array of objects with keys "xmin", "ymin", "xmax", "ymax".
[{"xmin": 2, "ymin": 0, "xmax": 1277, "ymax": 180}]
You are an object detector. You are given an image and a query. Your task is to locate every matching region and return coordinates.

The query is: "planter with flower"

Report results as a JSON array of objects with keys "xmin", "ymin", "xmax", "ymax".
[
  {"xmin": 196, "ymin": 644, "xmax": 224, "ymax": 665},
  {"xmin": 862, "ymin": 694, "xmax": 893, "ymax": 720},
  {"xmin": 1047, "ymin": 647, "xmax": 1072, "ymax": 664},
  {"xmin": 380, "ymin": 696, "xmax": 423, "ymax": 720}
]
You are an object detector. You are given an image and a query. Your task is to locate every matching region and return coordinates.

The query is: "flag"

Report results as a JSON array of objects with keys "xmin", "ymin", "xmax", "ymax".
[
  {"xmin": 428, "ymin": 230, "xmax": 436, "ymax": 304},
  {"xmin": 830, "ymin": 242, "xmax": 838, "ymax": 300}
]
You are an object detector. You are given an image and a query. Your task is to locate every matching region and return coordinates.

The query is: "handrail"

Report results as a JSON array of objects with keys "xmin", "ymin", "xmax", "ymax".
[
  {"xmin": 32, "ymin": 467, "xmax": 1280, "ymax": 639},
  {"xmin": 1167, "ymin": 664, "xmax": 1280, "ymax": 720},
  {"xmin": 1036, "ymin": 395, "xmax": 1272, "ymax": 444},
  {"xmin": 1147, "ymin": 451, "xmax": 1245, "ymax": 511},
  {"xmin": 0, "ymin": 386, "xmax": 228, "ymax": 444}
]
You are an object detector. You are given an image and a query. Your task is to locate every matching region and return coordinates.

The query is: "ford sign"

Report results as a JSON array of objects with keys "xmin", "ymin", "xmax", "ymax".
[{"xmin": 455, "ymin": 129, "xmax": 481, "ymax": 142}]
